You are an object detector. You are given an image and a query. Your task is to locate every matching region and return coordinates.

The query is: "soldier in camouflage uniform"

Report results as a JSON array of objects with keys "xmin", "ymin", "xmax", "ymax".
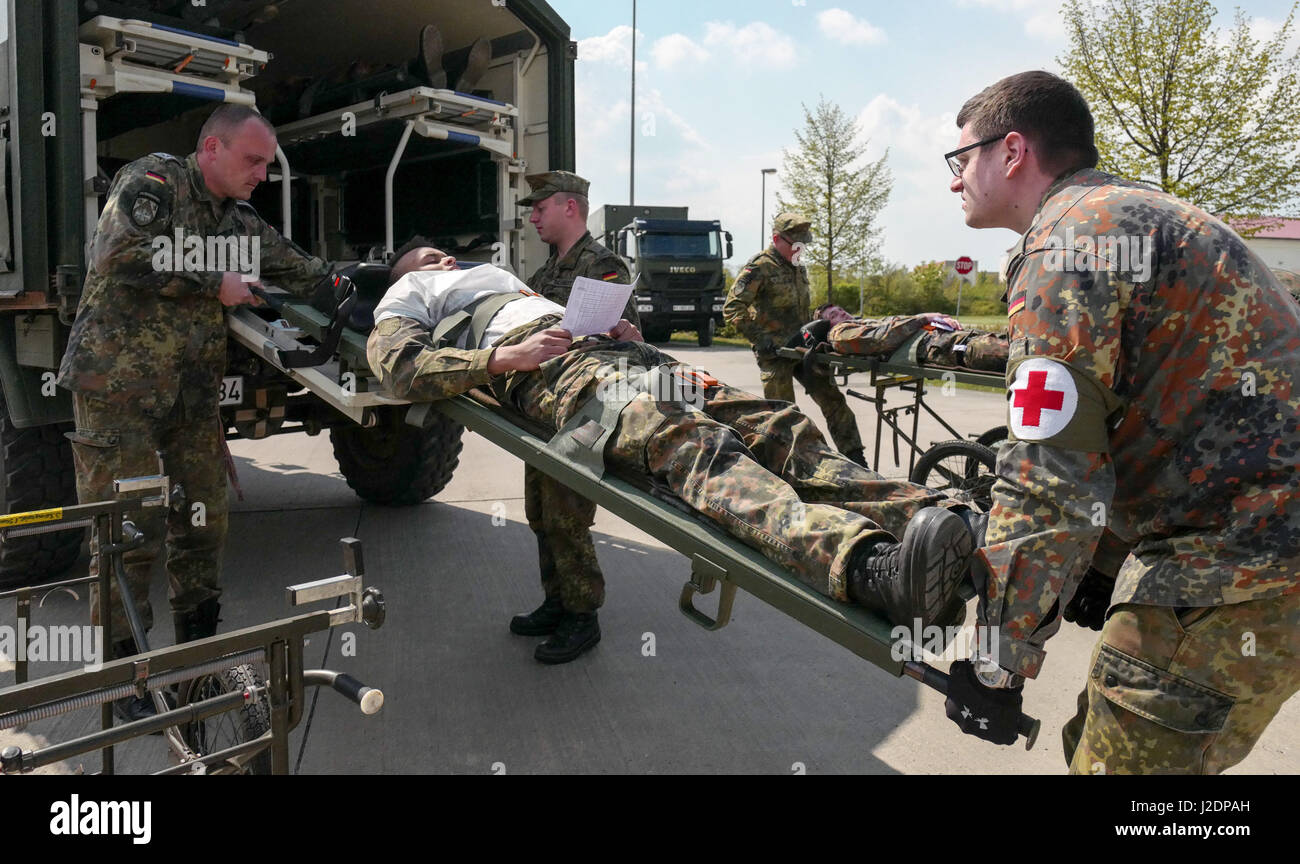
[
  {"xmin": 940, "ymin": 71, "xmax": 1300, "ymax": 773},
  {"xmin": 57, "ymin": 105, "xmax": 332, "ymax": 719},
  {"xmin": 510, "ymin": 171, "xmax": 641, "ymax": 663},
  {"xmin": 366, "ymin": 254, "xmax": 981, "ymax": 649},
  {"xmin": 724, "ymin": 213, "xmax": 867, "ymax": 466}
]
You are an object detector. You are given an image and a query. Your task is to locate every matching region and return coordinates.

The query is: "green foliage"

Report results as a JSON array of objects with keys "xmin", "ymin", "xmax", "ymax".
[
  {"xmin": 1060, "ymin": 0, "xmax": 1300, "ymax": 221},
  {"xmin": 777, "ymin": 96, "xmax": 893, "ymax": 292},
  {"xmin": 819, "ymin": 265, "xmax": 1009, "ymax": 318}
]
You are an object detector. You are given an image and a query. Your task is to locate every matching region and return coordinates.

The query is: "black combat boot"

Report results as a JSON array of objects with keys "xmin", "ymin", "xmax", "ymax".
[
  {"xmin": 844, "ymin": 448, "xmax": 871, "ymax": 470},
  {"xmin": 953, "ymin": 506, "xmax": 988, "ymax": 548},
  {"xmin": 533, "ymin": 612, "xmax": 601, "ymax": 665},
  {"xmin": 173, "ymin": 598, "xmax": 221, "ymax": 644},
  {"xmin": 847, "ymin": 507, "xmax": 974, "ymax": 629},
  {"xmin": 509, "ymin": 595, "xmax": 566, "ymax": 637}
]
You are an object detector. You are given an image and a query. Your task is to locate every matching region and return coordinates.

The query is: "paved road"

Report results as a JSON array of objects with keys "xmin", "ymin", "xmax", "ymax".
[{"xmin": 3, "ymin": 342, "xmax": 1296, "ymax": 773}]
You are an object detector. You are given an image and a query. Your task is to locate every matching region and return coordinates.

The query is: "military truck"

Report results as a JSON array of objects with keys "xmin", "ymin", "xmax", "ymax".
[
  {"xmin": 0, "ymin": 0, "xmax": 576, "ymax": 585},
  {"xmin": 590, "ymin": 204, "xmax": 732, "ymax": 346}
]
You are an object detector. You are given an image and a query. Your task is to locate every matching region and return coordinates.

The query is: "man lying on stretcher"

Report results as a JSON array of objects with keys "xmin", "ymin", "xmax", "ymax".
[
  {"xmin": 365, "ymin": 244, "xmax": 987, "ymax": 631},
  {"xmin": 789, "ymin": 304, "xmax": 1009, "ymax": 373}
]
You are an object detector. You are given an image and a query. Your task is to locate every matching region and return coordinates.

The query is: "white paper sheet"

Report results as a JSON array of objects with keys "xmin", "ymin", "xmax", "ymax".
[{"xmin": 559, "ymin": 276, "xmax": 636, "ymax": 337}]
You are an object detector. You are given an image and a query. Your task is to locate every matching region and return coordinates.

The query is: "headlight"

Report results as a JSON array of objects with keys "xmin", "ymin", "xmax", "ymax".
[{"xmin": 636, "ymin": 305, "xmax": 654, "ymax": 313}]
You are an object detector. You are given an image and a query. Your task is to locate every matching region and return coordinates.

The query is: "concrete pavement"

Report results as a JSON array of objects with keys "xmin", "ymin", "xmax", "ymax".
[{"xmin": 2, "ymin": 343, "xmax": 1295, "ymax": 773}]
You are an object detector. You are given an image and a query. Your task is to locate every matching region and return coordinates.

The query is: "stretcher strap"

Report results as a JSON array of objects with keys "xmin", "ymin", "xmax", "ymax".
[
  {"xmin": 429, "ymin": 293, "xmax": 525, "ymax": 349},
  {"xmin": 547, "ymin": 364, "xmax": 681, "ymax": 480}
]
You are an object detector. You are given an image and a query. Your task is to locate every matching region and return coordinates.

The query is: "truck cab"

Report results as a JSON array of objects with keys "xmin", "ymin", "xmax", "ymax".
[{"xmin": 591, "ymin": 204, "xmax": 732, "ymax": 345}]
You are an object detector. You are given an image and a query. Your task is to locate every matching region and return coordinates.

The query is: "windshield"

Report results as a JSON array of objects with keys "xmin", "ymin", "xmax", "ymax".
[{"xmin": 637, "ymin": 231, "xmax": 721, "ymax": 259}]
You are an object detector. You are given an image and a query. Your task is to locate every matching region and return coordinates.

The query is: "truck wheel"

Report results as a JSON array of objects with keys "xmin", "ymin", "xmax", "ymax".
[
  {"xmin": 643, "ymin": 323, "xmax": 673, "ymax": 344},
  {"xmin": 0, "ymin": 396, "xmax": 83, "ymax": 590},
  {"xmin": 330, "ymin": 406, "xmax": 463, "ymax": 505},
  {"xmin": 697, "ymin": 319, "xmax": 715, "ymax": 347}
]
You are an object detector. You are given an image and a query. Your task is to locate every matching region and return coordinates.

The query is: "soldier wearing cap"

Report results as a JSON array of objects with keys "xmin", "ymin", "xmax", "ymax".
[
  {"xmin": 723, "ymin": 213, "xmax": 867, "ymax": 465},
  {"xmin": 508, "ymin": 170, "xmax": 640, "ymax": 664}
]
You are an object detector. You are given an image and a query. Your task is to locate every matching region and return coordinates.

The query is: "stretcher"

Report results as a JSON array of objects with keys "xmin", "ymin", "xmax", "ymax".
[
  {"xmin": 226, "ymin": 282, "xmax": 1040, "ymax": 747},
  {"xmin": 777, "ymin": 341, "xmax": 1008, "ymax": 478}
]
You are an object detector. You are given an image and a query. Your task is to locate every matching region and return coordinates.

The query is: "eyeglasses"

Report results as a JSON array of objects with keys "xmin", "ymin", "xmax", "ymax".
[{"xmin": 944, "ymin": 134, "xmax": 1005, "ymax": 176}]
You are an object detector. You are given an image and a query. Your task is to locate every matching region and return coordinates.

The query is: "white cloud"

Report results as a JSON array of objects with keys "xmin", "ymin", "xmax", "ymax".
[
  {"xmin": 958, "ymin": 0, "xmax": 1069, "ymax": 42},
  {"xmin": 652, "ymin": 33, "xmax": 710, "ymax": 70},
  {"xmin": 852, "ymin": 94, "xmax": 1021, "ymax": 268},
  {"xmin": 816, "ymin": 9, "xmax": 887, "ymax": 46},
  {"xmin": 702, "ymin": 21, "xmax": 798, "ymax": 68}
]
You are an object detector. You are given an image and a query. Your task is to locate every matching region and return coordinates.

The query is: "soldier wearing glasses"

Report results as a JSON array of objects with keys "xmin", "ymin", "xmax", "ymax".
[{"xmin": 939, "ymin": 71, "xmax": 1300, "ymax": 774}]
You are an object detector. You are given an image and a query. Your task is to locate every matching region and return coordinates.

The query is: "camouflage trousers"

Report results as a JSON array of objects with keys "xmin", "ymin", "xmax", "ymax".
[
  {"xmin": 754, "ymin": 354, "xmax": 863, "ymax": 455},
  {"xmin": 69, "ymin": 392, "xmax": 227, "ymax": 643},
  {"xmin": 523, "ymin": 464, "xmax": 604, "ymax": 613},
  {"xmin": 1062, "ymin": 592, "xmax": 1300, "ymax": 774},
  {"xmin": 503, "ymin": 339, "xmax": 947, "ymax": 600}
]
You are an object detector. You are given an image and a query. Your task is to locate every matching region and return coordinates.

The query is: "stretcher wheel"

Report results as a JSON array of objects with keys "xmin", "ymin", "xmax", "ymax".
[
  {"xmin": 975, "ymin": 425, "xmax": 1009, "ymax": 451},
  {"xmin": 910, "ymin": 440, "xmax": 997, "ymax": 511},
  {"xmin": 182, "ymin": 663, "xmax": 272, "ymax": 775}
]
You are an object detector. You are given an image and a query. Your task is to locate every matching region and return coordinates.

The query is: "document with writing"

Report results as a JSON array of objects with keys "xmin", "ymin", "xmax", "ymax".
[{"xmin": 559, "ymin": 276, "xmax": 636, "ymax": 337}]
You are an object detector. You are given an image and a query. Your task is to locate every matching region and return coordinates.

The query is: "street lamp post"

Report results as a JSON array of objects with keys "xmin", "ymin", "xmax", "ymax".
[{"xmin": 760, "ymin": 168, "xmax": 776, "ymax": 249}]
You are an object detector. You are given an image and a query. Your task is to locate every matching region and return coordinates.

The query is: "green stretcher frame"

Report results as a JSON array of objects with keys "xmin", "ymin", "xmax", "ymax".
[
  {"xmin": 776, "ymin": 344, "xmax": 1007, "ymax": 477},
  {"xmin": 231, "ymin": 297, "xmax": 1043, "ymax": 747},
  {"xmin": 246, "ymin": 297, "xmax": 903, "ymax": 675}
]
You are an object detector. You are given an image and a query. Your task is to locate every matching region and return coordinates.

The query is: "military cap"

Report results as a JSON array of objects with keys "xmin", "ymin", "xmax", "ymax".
[
  {"xmin": 518, "ymin": 170, "xmax": 590, "ymax": 207},
  {"xmin": 773, "ymin": 212, "xmax": 812, "ymax": 243}
]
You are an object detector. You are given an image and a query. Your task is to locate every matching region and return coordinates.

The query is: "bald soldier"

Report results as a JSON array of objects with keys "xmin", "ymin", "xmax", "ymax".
[
  {"xmin": 510, "ymin": 171, "xmax": 640, "ymax": 663},
  {"xmin": 724, "ymin": 213, "xmax": 867, "ymax": 467},
  {"xmin": 940, "ymin": 71, "xmax": 1300, "ymax": 773},
  {"xmin": 57, "ymin": 104, "xmax": 332, "ymax": 722}
]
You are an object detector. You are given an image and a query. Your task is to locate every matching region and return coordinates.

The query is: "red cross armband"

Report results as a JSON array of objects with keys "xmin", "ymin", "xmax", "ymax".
[{"xmin": 1003, "ymin": 357, "xmax": 1120, "ymax": 453}]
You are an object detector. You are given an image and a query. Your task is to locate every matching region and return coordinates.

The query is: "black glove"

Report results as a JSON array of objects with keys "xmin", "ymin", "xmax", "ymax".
[
  {"xmin": 1062, "ymin": 567, "xmax": 1115, "ymax": 631},
  {"xmin": 944, "ymin": 660, "xmax": 1023, "ymax": 746},
  {"xmin": 788, "ymin": 318, "xmax": 831, "ymax": 349},
  {"xmin": 753, "ymin": 337, "xmax": 778, "ymax": 359}
]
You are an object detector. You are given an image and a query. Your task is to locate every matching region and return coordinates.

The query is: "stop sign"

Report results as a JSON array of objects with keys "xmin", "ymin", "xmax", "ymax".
[{"xmin": 955, "ymin": 256, "xmax": 975, "ymax": 275}]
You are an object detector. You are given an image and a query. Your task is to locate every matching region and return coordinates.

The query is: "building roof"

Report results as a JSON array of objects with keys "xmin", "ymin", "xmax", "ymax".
[{"xmin": 1234, "ymin": 217, "xmax": 1300, "ymax": 240}]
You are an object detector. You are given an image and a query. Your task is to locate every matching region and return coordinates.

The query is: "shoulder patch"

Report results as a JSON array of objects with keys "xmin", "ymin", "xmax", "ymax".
[
  {"xmin": 601, "ymin": 270, "xmax": 620, "ymax": 281},
  {"xmin": 144, "ymin": 171, "xmax": 167, "ymax": 185},
  {"xmin": 130, "ymin": 192, "xmax": 163, "ymax": 227}
]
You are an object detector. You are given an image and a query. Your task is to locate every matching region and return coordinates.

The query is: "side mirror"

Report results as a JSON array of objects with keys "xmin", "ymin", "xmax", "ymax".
[
  {"xmin": 617, "ymin": 230, "xmax": 631, "ymax": 259},
  {"xmin": 724, "ymin": 232, "xmax": 734, "ymax": 260}
]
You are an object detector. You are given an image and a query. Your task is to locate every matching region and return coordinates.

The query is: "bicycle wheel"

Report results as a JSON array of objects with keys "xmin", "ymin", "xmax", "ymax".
[
  {"xmin": 910, "ymin": 440, "xmax": 997, "ymax": 511},
  {"xmin": 181, "ymin": 664, "xmax": 273, "ymax": 775},
  {"xmin": 975, "ymin": 425, "xmax": 1009, "ymax": 451}
]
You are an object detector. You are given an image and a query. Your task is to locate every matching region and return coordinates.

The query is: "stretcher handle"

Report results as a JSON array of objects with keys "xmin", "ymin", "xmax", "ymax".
[
  {"xmin": 903, "ymin": 660, "xmax": 1041, "ymax": 750},
  {"xmin": 303, "ymin": 670, "xmax": 384, "ymax": 716}
]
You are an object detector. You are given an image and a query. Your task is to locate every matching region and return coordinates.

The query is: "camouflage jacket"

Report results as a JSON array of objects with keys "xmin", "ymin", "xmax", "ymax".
[
  {"xmin": 57, "ymin": 153, "xmax": 332, "ymax": 417},
  {"xmin": 723, "ymin": 245, "xmax": 810, "ymax": 354},
  {"xmin": 978, "ymin": 168, "xmax": 1300, "ymax": 679},
  {"xmin": 526, "ymin": 231, "xmax": 640, "ymax": 328}
]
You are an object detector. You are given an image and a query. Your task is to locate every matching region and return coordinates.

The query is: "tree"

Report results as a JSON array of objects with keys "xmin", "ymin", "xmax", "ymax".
[
  {"xmin": 777, "ymin": 97, "xmax": 892, "ymax": 291},
  {"xmin": 1060, "ymin": 0, "xmax": 1300, "ymax": 225}
]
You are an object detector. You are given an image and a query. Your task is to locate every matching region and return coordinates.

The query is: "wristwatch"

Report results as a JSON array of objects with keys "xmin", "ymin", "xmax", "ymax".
[{"xmin": 974, "ymin": 655, "xmax": 1024, "ymax": 690}]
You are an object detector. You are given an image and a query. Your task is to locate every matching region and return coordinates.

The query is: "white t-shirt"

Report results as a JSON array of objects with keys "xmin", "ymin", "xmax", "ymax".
[{"xmin": 372, "ymin": 265, "xmax": 564, "ymax": 349}]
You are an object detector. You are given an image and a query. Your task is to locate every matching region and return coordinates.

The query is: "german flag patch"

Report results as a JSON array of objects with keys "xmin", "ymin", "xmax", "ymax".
[
  {"xmin": 1008, "ymin": 295, "xmax": 1026, "ymax": 316},
  {"xmin": 144, "ymin": 171, "xmax": 167, "ymax": 185},
  {"xmin": 601, "ymin": 271, "xmax": 620, "ymax": 281}
]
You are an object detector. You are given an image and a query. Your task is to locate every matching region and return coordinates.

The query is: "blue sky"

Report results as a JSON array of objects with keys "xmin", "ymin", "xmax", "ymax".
[{"xmin": 550, "ymin": 0, "xmax": 1300, "ymax": 272}]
